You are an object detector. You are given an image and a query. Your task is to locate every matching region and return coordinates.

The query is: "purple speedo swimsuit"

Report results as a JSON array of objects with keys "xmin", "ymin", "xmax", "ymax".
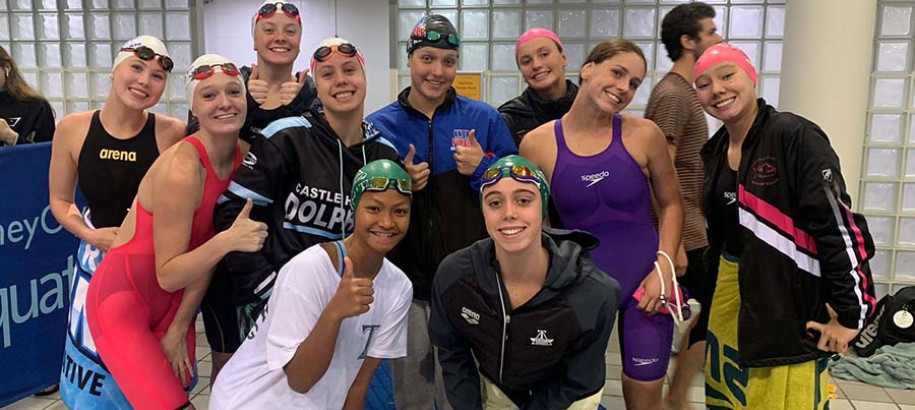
[{"xmin": 551, "ymin": 115, "xmax": 673, "ymax": 381}]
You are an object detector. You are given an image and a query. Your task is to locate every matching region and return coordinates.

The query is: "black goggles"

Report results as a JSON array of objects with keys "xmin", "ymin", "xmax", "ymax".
[
  {"xmin": 121, "ymin": 46, "xmax": 174, "ymax": 72},
  {"xmin": 256, "ymin": 2, "xmax": 300, "ymax": 22},
  {"xmin": 313, "ymin": 43, "xmax": 358, "ymax": 63}
]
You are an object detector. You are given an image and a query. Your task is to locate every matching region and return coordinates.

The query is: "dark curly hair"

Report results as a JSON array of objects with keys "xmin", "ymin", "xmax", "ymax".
[{"xmin": 660, "ymin": 2, "xmax": 717, "ymax": 62}]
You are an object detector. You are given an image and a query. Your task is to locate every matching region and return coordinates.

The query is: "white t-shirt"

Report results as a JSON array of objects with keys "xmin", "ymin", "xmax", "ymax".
[{"xmin": 211, "ymin": 245, "xmax": 413, "ymax": 410}]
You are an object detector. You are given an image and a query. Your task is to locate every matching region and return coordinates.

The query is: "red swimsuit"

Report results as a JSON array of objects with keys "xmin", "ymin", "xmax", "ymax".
[{"xmin": 86, "ymin": 137, "xmax": 241, "ymax": 409}]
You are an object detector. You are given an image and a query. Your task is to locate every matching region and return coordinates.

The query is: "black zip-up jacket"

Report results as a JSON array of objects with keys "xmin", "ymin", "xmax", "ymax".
[
  {"xmin": 693, "ymin": 99, "xmax": 877, "ymax": 367},
  {"xmin": 186, "ymin": 66, "xmax": 317, "ymax": 142},
  {"xmin": 213, "ymin": 108, "xmax": 400, "ymax": 305},
  {"xmin": 498, "ymin": 80, "xmax": 579, "ymax": 147},
  {"xmin": 0, "ymin": 92, "xmax": 55, "ymax": 145},
  {"xmin": 429, "ymin": 229, "xmax": 620, "ymax": 410},
  {"xmin": 367, "ymin": 88, "xmax": 517, "ymax": 301}
]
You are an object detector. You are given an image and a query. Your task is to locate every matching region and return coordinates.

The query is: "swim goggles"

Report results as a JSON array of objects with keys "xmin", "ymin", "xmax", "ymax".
[
  {"xmin": 119, "ymin": 46, "xmax": 174, "ymax": 72},
  {"xmin": 652, "ymin": 251, "xmax": 691, "ymax": 325},
  {"xmin": 313, "ymin": 43, "xmax": 362, "ymax": 64},
  {"xmin": 256, "ymin": 2, "xmax": 301, "ymax": 24},
  {"xmin": 422, "ymin": 30, "xmax": 460, "ymax": 47},
  {"xmin": 191, "ymin": 62, "xmax": 240, "ymax": 80},
  {"xmin": 365, "ymin": 177, "xmax": 412, "ymax": 196},
  {"xmin": 481, "ymin": 165, "xmax": 542, "ymax": 189}
]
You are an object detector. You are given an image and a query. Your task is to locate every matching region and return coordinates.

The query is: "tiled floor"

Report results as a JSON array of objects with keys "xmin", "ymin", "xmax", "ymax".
[{"xmin": 5, "ymin": 318, "xmax": 914, "ymax": 410}]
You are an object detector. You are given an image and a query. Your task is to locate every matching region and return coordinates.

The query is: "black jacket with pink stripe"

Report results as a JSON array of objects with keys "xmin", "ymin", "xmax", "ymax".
[{"xmin": 694, "ymin": 99, "xmax": 877, "ymax": 367}]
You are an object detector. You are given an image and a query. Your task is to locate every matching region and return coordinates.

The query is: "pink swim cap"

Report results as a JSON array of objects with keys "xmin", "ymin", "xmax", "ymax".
[
  {"xmin": 516, "ymin": 27, "xmax": 564, "ymax": 55},
  {"xmin": 694, "ymin": 43, "xmax": 757, "ymax": 86}
]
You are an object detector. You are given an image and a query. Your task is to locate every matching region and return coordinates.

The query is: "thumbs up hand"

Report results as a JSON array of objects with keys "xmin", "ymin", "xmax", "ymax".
[
  {"xmin": 279, "ymin": 70, "xmax": 309, "ymax": 106},
  {"xmin": 247, "ymin": 64, "xmax": 269, "ymax": 106},
  {"xmin": 404, "ymin": 144, "xmax": 430, "ymax": 192},
  {"xmin": 227, "ymin": 199, "xmax": 268, "ymax": 253},
  {"xmin": 329, "ymin": 257, "xmax": 374, "ymax": 319},
  {"xmin": 454, "ymin": 129, "xmax": 484, "ymax": 176}
]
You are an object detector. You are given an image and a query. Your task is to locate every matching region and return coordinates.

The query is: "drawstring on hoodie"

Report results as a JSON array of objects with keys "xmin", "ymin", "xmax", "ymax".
[{"xmin": 336, "ymin": 133, "xmax": 369, "ymax": 239}]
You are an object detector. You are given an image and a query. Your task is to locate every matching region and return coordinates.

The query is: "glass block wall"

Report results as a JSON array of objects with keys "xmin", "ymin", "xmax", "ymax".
[
  {"xmin": 393, "ymin": 0, "xmax": 786, "ymax": 114},
  {"xmin": 862, "ymin": 1, "xmax": 915, "ymax": 299},
  {"xmin": 0, "ymin": 0, "xmax": 198, "ymax": 122}
]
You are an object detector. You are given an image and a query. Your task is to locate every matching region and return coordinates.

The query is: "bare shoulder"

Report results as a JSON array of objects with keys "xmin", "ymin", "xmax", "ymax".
[
  {"xmin": 52, "ymin": 111, "xmax": 94, "ymax": 155},
  {"xmin": 621, "ymin": 114, "xmax": 665, "ymax": 143},
  {"xmin": 519, "ymin": 121, "xmax": 558, "ymax": 161},
  {"xmin": 155, "ymin": 113, "xmax": 188, "ymax": 151},
  {"xmin": 156, "ymin": 140, "xmax": 205, "ymax": 192},
  {"xmin": 55, "ymin": 111, "xmax": 94, "ymax": 141}
]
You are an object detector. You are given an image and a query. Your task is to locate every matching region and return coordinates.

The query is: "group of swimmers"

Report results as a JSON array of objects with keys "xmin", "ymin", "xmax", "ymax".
[{"xmin": 46, "ymin": 1, "xmax": 877, "ymax": 409}]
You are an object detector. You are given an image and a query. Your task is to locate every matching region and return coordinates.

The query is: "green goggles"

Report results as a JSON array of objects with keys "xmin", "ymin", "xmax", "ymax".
[
  {"xmin": 365, "ymin": 177, "xmax": 412, "ymax": 195},
  {"xmin": 424, "ymin": 30, "xmax": 460, "ymax": 47}
]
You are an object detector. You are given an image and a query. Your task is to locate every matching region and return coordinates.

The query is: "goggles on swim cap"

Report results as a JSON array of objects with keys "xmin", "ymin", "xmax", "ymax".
[
  {"xmin": 480, "ymin": 156, "xmax": 550, "ymax": 220},
  {"xmin": 256, "ymin": 2, "xmax": 301, "ymax": 24},
  {"xmin": 482, "ymin": 165, "xmax": 541, "ymax": 187},
  {"xmin": 120, "ymin": 46, "xmax": 174, "ymax": 72},
  {"xmin": 351, "ymin": 160, "xmax": 413, "ymax": 213},
  {"xmin": 421, "ymin": 30, "xmax": 460, "ymax": 47},
  {"xmin": 364, "ymin": 177, "xmax": 412, "ymax": 196},
  {"xmin": 313, "ymin": 43, "xmax": 360, "ymax": 63},
  {"xmin": 191, "ymin": 62, "xmax": 240, "ymax": 81},
  {"xmin": 407, "ymin": 15, "xmax": 460, "ymax": 54}
]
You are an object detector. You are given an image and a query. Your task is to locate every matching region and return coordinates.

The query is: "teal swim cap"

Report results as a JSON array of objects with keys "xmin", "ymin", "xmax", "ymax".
[
  {"xmin": 480, "ymin": 155, "xmax": 550, "ymax": 220},
  {"xmin": 351, "ymin": 160, "xmax": 412, "ymax": 213}
]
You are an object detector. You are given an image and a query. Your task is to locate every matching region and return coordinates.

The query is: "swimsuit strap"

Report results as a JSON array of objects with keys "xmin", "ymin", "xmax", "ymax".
[{"xmin": 333, "ymin": 240, "xmax": 348, "ymax": 277}]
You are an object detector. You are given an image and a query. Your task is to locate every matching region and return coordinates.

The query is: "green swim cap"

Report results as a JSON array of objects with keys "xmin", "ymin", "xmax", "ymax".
[
  {"xmin": 351, "ymin": 159, "xmax": 412, "ymax": 213},
  {"xmin": 480, "ymin": 155, "xmax": 550, "ymax": 220}
]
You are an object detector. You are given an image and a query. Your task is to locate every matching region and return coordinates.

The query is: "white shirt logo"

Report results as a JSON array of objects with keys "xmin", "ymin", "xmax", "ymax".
[
  {"xmin": 581, "ymin": 171, "xmax": 610, "ymax": 187},
  {"xmin": 461, "ymin": 307, "xmax": 480, "ymax": 325},
  {"xmin": 724, "ymin": 191, "xmax": 737, "ymax": 205},
  {"xmin": 530, "ymin": 329, "xmax": 554, "ymax": 346}
]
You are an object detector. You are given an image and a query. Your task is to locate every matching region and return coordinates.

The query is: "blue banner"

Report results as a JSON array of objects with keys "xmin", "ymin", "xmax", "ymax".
[{"xmin": 0, "ymin": 142, "xmax": 79, "ymax": 406}]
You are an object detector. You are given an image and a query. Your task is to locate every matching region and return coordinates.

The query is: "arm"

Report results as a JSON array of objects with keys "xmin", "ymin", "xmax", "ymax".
[
  {"xmin": 498, "ymin": 110, "xmax": 520, "ymax": 144},
  {"xmin": 33, "ymin": 100, "xmax": 56, "ymax": 143},
  {"xmin": 646, "ymin": 91, "xmax": 689, "ymax": 272},
  {"xmin": 157, "ymin": 115, "xmax": 190, "ymax": 151},
  {"xmin": 467, "ymin": 112, "xmax": 519, "ymax": 191},
  {"xmin": 638, "ymin": 121, "xmax": 684, "ymax": 312},
  {"xmin": 342, "ymin": 357, "xmax": 382, "ymax": 410},
  {"xmin": 215, "ymin": 134, "xmax": 288, "ymax": 303},
  {"xmin": 428, "ymin": 262, "xmax": 483, "ymax": 410},
  {"xmin": 794, "ymin": 125, "xmax": 876, "ymax": 350},
  {"xmin": 283, "ymin": 256, "xmax": 374, "ymax": 393},
  {"xmin": 48, "ymin": 115, "xmax": 118, "ymax": 250},
  {"xmin": 153, "ymin": 146, "xmax": 267, "ymax": 292},
  {"xmin": 159, "ymin": 268, "xmax": 213, "ymax": 387},
  {"xmin": 527, "ymin": 293, "xmax": 616, "ymax": 410}
]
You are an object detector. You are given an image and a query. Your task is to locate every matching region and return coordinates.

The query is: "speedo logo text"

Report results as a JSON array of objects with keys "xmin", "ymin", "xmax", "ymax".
[{"xmin": 581, "ymin": 171, "xmax": 610, "ymax": 187}]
